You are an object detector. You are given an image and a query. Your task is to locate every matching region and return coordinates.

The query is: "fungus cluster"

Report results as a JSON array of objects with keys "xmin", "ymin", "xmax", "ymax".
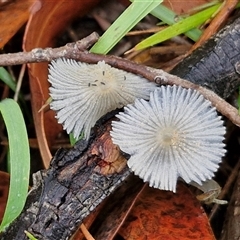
[
  {"xmin": 48, "ymin": 59, "xmax": 226, "ymax": 193},
  {"xmin": 48, "ymin": 58, "xmax": 156, "ymax": 139},
  {"xmin": 111, "ymin": 85, "xmax": 226, "ymax": 192}
]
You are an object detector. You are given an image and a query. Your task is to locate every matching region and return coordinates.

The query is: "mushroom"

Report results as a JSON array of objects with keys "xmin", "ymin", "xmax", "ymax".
[
  {"xmin": 111, "ymin": 85, "xmax": 226, "ymax": 192},
  {"xmin": 48, "ymin": 58, "xmax": 156, "ymax": 140}
]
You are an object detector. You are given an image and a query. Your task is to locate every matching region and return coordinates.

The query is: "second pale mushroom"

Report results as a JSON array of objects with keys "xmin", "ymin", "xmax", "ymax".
[{"xmin": 111, "ymin": 85, "xmax": 226, "ymax": 192}]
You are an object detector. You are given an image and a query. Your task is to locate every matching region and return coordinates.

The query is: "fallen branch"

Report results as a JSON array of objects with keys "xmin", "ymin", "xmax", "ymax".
[
  {"xmin": 0, "ymin": 113, "xmax": 130, "ymax": 240},
  {"xmin": 0, "ymin": 32, "xmax": 99, "ymax": 66},
  {"xmin": 0, "ymin": 33, "xmax": 239, "ymax": 127}
]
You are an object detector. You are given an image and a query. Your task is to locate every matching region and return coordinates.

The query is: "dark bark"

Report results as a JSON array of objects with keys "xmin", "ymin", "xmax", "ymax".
[
  {"xmin": 0, "ymin": 112, "xmax": 130, "ymax": 240},
  {"xmin": 171, "ymin": 16, "xmax": 240, "ymax": 99}
]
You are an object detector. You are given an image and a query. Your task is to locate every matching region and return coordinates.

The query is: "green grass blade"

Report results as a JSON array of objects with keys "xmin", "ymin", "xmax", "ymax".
[
  {"xmin": 25, "ymin": 230, "xmax": 38, "ymax": 240},
  {"xmin": 0, "ymin": 99, "xmax": 30, "ymax": 232},
  {"xmin": 133, "ymin": 3, "xmax": 221, "ymax": 51},
  {"xmin": 150, "ymin": 4, "xmax": 202, "ymax": 42},
  {"xmin": 90, "ymin": 0, "xmax": 163, "ymax": 54},
  {"xmin": 0, "ymin": 67, "xmax": 16, "ymax": 92}
]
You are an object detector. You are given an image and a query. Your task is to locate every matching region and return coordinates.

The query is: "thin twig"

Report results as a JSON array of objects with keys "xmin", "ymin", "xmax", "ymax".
[
  {"xmin": 0, "ymin": 32, "xmax": 100, "ymax": 66},
  {"xmin": 150, "ymin": 68, "xmax": 240, "ymax": 127},
  {"xmin": 0, "ymin": 33, "xmax": 239, "ymax": 127},
  {"xmin": 14, "ymin": 64, "xmax": 26, "ymax": 101},
  {"xmin": 80, "ymin": 224, "xmax": 95, "ymax": 240}
]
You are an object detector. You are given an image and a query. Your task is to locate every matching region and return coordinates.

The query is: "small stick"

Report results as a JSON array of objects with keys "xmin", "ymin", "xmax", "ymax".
[
  {"xmin": 80, "ymin": 224, "xmax": 95, "ymax": 240},
  {"xmin": 0, "ymin": 33, "xmax": 239, "ymax": 128},
  {"xmin": 0, "ymin": 32, "xmax": 99, "ymax": 66}
]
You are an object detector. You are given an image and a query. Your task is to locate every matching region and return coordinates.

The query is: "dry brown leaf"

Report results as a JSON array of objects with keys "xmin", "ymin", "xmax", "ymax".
[
  {"xmin": 89, "ymin": 176, "xmax": 144, "ymax": 239},
  {"xmin": 118, "ymin": 183, "xmax": 215, "ymax": 240},
  {"xmin": 23, "ymin": 0, "xmax": 102, "ymax": 167},
  {"xmin": 163, "ymin": 0, "xmax": 210, "ymax": 15},
  {"xmin": 0, "ymin": 0, "xmax": 34, "ymax": 48}
]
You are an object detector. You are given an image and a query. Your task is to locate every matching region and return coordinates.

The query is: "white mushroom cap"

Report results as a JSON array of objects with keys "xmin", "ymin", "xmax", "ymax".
[
  {"xmin": 111, "ymin": 85, "xmax": 226, "ymax": 192},
  {"xmin": 48, "ymin": 58, "xmax": 156, "ymax": 139}
]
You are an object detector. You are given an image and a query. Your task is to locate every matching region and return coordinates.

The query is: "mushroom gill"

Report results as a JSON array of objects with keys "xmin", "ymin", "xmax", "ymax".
[
  {"xmin": 48, "ymin": 58, "xmax": 156, "ymax": 140},
  {"xmin": 111, "ymin": 85, "xmax": 226, "ymax": 192}
]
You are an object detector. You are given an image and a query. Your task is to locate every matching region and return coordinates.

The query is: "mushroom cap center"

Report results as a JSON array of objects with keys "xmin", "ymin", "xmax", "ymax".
[{"xmin": 156, "ymin": 126, "xmax": 183, "ymax": 148}]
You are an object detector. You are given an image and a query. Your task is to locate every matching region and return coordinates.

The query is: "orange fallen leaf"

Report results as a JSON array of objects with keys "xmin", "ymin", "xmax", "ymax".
[
  {"xmin": 118, "ymin": 183, "xmax": 215, "ymax": 240},
  {"xmin": 0, "ymin": 0, "xmax": 34, "ymax": 48},
  {"xmin": 163, "ymin": 0, "xmax": 210, "ymax": 15}
]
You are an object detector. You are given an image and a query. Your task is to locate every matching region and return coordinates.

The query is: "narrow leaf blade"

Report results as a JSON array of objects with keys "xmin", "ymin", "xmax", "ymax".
[
  {"xmin": 90, "ymin": 0, "xmax": 163, "ymax": 54},
  {"xmin": 150, "ymin": 4, "xmax": 202, "ymax": 41},
  {"xmin": 133, "ymin": 3, "xmax": 221, "ymax": 51},
  {"xmin": 0, "ymin": 99, "xmax": 30, "ymax": 232}
]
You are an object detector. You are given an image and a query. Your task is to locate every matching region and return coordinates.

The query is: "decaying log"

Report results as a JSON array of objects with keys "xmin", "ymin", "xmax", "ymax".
[
  {"xmin": 0, "ymin": 112, "xmax": 130, "ymax": 240},
  {"xmin": 171, "ymin": 15, "xmax": 240, "ymax": 99}
]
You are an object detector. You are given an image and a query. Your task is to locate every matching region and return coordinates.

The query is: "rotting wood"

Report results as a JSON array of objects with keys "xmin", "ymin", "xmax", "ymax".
[{"xmin": 0, "ymin": 112, "xmax": 130, "ymax": 240}]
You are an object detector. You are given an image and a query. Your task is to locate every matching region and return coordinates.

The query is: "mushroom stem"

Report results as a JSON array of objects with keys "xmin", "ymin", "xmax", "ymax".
[{"xmin": 191, "ymin": 179, "xmax": 228, "ymax": 205}]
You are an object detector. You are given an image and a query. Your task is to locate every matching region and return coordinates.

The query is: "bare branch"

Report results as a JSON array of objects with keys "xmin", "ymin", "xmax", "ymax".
[
  {"xmin": 149, "ymin": 68, "xmax": 240, "ymax": 127},
  {"xmin": 0, "ymin": 32, "xmax": 99, "ymax": 66},
  {"xmin": 0, "ymin": 33, "xmax": 239, "ymax": 127}
]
